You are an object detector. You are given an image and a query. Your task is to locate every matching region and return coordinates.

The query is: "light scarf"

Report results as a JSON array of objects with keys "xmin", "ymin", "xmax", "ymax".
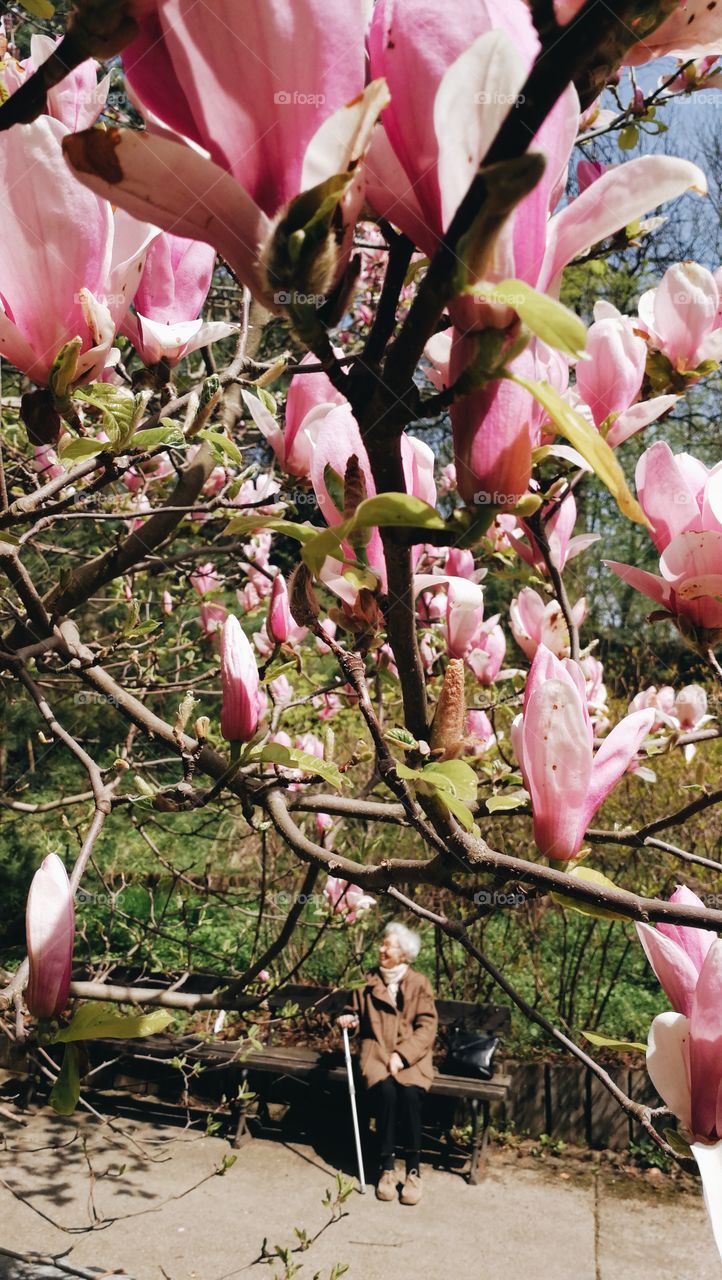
[{"xmin": 379, "ymin": 962, "xmax": 408, "ymax": 1007}]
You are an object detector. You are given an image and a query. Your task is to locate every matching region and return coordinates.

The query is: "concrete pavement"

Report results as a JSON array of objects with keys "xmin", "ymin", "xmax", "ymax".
[{"xmin": 0, "ymin": 1108, "xmax": 718, "ymax": 1280}]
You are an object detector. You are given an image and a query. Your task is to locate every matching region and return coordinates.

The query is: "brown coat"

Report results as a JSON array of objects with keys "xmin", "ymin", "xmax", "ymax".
[{"xmin": 345, "ymin": 967, "xmax": 438, "ymax": 1091}]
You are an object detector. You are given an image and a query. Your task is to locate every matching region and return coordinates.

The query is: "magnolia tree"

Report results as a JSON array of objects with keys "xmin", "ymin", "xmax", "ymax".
[{"xmin": 1, "ymin": 0, "xmax": 722, "ymax": 1255}]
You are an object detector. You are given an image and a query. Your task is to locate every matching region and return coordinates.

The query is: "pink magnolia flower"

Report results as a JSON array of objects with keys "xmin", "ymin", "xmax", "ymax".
[
  {"xmin": 323, "ymin": 874, "xmax": 376, "ymax": 923},
  {"xmin": 313, "ymin": 692, "xmax": 342, "ymax": 719},
  {"xmin": 637, "ymin": 262, "xmax": 722, "ymax": 373},
  {"xmin": 122, "ymin": 232, "xmax": 236, "ymax": 367},
  {"xmin": 646, "ymin": 940, "xmax": 722, "ymax": 1258},
  {"xmin": 576, "ymin": 301, "xmax": 644, "ymax": 421},
  {"xmin": 268, "ymin": 674, "xmax": 293, "ymax": 705},
  {"xmin": 32, "ymin": 446, "xmax": 64, "ymax": 481},
  {"xmin": 64, "ymin": 0, "xmax": 385, "ymax": 309},
  {"xmin": 445, "ymin": 548, "xmax": 476, "ymax": 580},
  {"xmin": 465, "ymin": 708, "xmax": 500, "ymax": 755},
  {"xmin": 244, "ymin": 352, "xmax": 347, "ymax": 478},
  {"xmin": 191, "ymin": 563, "xmax": 220, "ymax": 597},
  {"xmin": 511, "ymin": 645, "xmax": 655, "ymax": 861},
  {"xmin": 1, "ymin": 33, "xmax": 109, "ymax": 131},
  {"xmin": 628, "ymin": 685, "xmax": 677, "ymax": 731},
  {"xmin": 506, "ymin": 491, "xmax": 599, "ymax": 574},
  {"xmin": 0, "ymin": 119, "xmax": 155, "ymax": 386},
  {"xmin": 266, "ymin": 575, "xmax": 307, "ymax": 647},
  {"xmin": 200, "ymin": 603, "xmax": 228, "ymax": 638},
  {"xmin": 448, "ymin": 338, "xmax": 569, "ymax": 509},
  {"xmin": 675, "ymin": 684, "xmax": 709, "ymax": 730},
  {"xmin": 637, "ymin": 885, "xmax": 716, "ymax": 1018},
  {"xmin": 673, "ymin": 684, "xmax": 713, "ymax": 762},
  {"xmin": 576, "ymin": 159, "xmax": 607, "ymax": 192},
  {"xmin": 625, "ymin": 1, "xmax": 722, "ymax": 64},
  {"xmin": 308, "ymin": 412, "xmax": 437, "ymax": 601},
  {"xmin": 367, "ymin": 0, "xmax": 705, "ymax": 509},
  {"xmin": 445, "ymin": 578, "xmax": 484, "ymax": 659},
  {"xmin": 509, "ymin": 587, "xmax": 586, "ymax": 661},
  {"xmin": 580, "ymin": 655, "xmax": 609, "ymax": 730},
  {"xmin": 219, "ymin": 615, "xmax": 262, "ymax": 744},
  {"xmin": 25, "ymin": 853, "xmax": 75, "ymax": 1019},
  {"xmin": 606, "ymin": 441, "xmax": 722, "ymax": 640},
  {"xmin": 467, "ymin": 619, "xmax": 506, "ymax": 685}
]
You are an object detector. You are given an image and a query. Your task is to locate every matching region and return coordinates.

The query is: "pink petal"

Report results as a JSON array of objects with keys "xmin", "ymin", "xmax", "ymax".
[
  {"xmin": 604, "ymin": 561, "xmax": 674, "ymax": 612},
  {"xmin": 64, "ymin": 128, "xmax": 273, "ymax": 306},
  {"xmin": 690, "ymin": 941, "xmax": 722, "ymax": 1140},
  {"xmin": 658, "ymin": 885, "xmax": 718, "ymax": 976},
  {"xmin": 542, "ymin": 157, "xmax": 707, "ymax": 295},
  {"xmin": 522, "ymin": 677, "xmax": 592, "ymax": 861},
  {"xmin": 584, "ymin": 708, "xmax": 656, "ymax": 826},
  {"xmin": 125, "ymin": 0, "xmax": 367, "ymax": 216},
  {"xmin": 607, "ymin": 395, "xmax": 679, "ymax": 447},
  {"xmin": 636, "ymin": 921, "xmax": 703, "ymax": 1017}
]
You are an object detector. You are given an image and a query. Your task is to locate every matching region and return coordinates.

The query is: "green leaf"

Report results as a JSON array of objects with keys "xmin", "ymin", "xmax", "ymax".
[
  {"xmin": 664, "ymin": 1128, "xmax": 693, "ymax": 1158},
  {"xmin": 302, "ymin": 493, "xmax": 445, "ymax": 576},
  {"xmin": 433, "ymin": 790, "xmax": 477, "ymax": 832},
  {"xmin": 395, "ymin": 763, "xmax": 425, "ymax": 785},
  {"xmin": 551, "ymin": 866, "xmax": 627, "ymax": 922},
  {"xmin": 470, "ymin": 279, "xmax": 587, "ymax": 358},
  {"xmin": 58, "ymin": 438, "xmax": 105, "ymax": 464},
  {"xmin": 508, "ymin": 375, "xmax": 649, "ymax": 527},
  {"xmin": 223, "ymin": 515, "xmax": 317, "ymax": 543},
  {"xmin": 582, "ymin": 1030, "xmax": 646, "ymax": 1053},
  {"xmin": 323, "ymin": 464, "xmax": 345, "ymax": 514},
  {"xmin": 248, "ymin": 743, "xmax": 344, "ymax": 791},
  {"xmin": 49, "ymin": 1044, "xmax": 80, "ymax": 1115},
  {"xmin": 132, "ymin": 424, "xmax": 185, "ymax": 450},
  {"xmin": 54, "ymin": 1003, "xmax": 174, "ymax": 1043},
  {"xmin": 421, "ymin": 760, "xmax": 478, "ymax": 805},
  {"xmin": 484, "ymin": 791, "xmax": 529, "ymax": 813},
  {"xmin": 385, "ymin": 727, "xmax": 419, "ymax": 751},
  {"xmin": 74, "ymin": 384, "xmax": 142, "ymax": 451},
  {"xmin": 619, "ymin": 124, "xmax": 639, "ymax": 151},
  {"xmin": 352, "ymin": 493, "xmax": 445, "ymax": 534},
  {"xmin": 18, "ymin": 0, "xmax": 55, "ymax": 14},
  {"xmin": 198, "ymin": 429, "xmax": 242, "ymax": 466}
]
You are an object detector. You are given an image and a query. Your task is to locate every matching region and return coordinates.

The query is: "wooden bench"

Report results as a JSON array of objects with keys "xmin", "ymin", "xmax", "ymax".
[
  {"xmin": 232, "ymin": 983, "xmax": 512, "ymax": 1184},
  {"xmin": 76, "ymin": 976, "xmax": 511, "ymax": 1184}
]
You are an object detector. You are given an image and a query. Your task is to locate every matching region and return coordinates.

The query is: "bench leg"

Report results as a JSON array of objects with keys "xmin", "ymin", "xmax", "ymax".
[
  {"xmin": 468, "ymin": 1099, "xmax": 490, "ymax": 1185},
  {"xmin": 232, "ymin": 1068, "xmax": 253, "ymax": 1150}
]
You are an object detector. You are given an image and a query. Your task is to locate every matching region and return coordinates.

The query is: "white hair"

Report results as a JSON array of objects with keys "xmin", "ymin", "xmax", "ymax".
[{"xmin": 384, "ymin": 921, "xmax": 421, "ymax": 962}]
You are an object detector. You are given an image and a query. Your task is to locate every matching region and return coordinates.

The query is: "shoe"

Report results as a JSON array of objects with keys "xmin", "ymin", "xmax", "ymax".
[
  {"xmin": 375, "ymin": 1168, "xmax": 397, "ymax": 1201},
  {"xmin": 400, "ymin": 1169, "xmax": 422, "ymax": 1205}
]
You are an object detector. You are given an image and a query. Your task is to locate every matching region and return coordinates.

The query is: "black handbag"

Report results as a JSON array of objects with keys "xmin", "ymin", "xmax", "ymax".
[{"xmin": 439, "ymin": 1022, "xmax": 499, "ymax": 1081}]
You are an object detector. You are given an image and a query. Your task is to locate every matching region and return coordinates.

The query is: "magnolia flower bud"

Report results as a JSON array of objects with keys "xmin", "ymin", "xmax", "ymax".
[
  {"xmin": 195, "ymin": 715, "xmax": 211, "ymax": 740},
  {"xmin": 267, "ymin": 574, "xmax": 292, "ymax": 644},
  {"xmin": 25, "ymin": 853, "xmax": 75, "ymax": 1020},
  {"xmin": 220, "ymin": 615, "xmax": 261, "ymax": 744}
]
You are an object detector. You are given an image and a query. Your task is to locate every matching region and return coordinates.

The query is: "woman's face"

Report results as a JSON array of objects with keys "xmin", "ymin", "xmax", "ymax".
[{"xmin": 379, "ymin": 933, "xmax": 406, "ymax": 967}]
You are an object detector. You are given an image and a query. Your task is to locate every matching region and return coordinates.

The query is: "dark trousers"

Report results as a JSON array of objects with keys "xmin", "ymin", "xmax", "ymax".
[{"xmin": 368, "ymin": 1077, "xmax": 425, "ymax": 1174}]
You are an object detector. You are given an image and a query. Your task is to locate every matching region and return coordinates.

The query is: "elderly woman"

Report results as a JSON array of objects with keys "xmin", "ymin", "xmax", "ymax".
[{"xmin": 337, "ymin": 921, "xmax": 438, "ymax": 1205}]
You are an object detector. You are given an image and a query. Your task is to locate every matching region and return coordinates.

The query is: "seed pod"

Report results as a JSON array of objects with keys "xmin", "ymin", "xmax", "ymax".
[
  {"xmin": 430, "ymin": 659, "xmax": 466, "ymax": 757},
  {"xmin": 288, "ymin": 563, "xmax": 320, "ymax": 628}
]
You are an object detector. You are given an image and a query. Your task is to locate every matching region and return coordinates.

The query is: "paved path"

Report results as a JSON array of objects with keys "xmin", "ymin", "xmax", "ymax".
[{"xmin": 0, "ymin": 1110, "xmax": 718, "ymax": 1280}]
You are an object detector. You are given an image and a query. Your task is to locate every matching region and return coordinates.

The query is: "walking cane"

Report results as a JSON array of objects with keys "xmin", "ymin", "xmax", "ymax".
[{"xmin": 342, "ymin": 1025, "xmax": 366, "ymax": 1193}]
